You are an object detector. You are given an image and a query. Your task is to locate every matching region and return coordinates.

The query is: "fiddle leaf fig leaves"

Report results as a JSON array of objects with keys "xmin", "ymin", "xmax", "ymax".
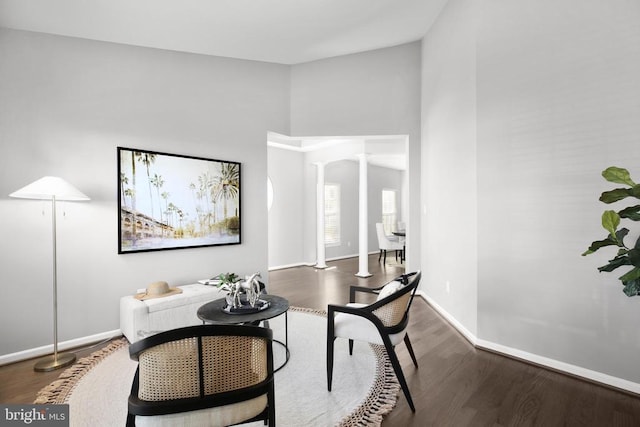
[
  {"xmin": 627, "ymin": 248, "xmax": 640, "ymax": 267},
  {"xmin": 598, "ymin": 255, "xmax": 631, "ymax": 272},
  {"xmin": 618, "ymin": 205, "xmax": 640, "ymax": 221},
  {"xmin": 622, "ymin": 278, "xmax": 640, "ymax": 297},
  {"xmin": 599, "ymin": 188, "xmax": 632, "ymax": 204},
  {"xmin": 630, "ymin": 185, "xmax": 640, "ymax": 199},
  {"xmin": 582, "ymin": 229, "xmax": 629, "ymax": 256},
  {"xmin": 582, "ymin": 237, "xmax": 616, "ymax": 256},
  {"xmin": 619, "ymin": 266, "xmax": 640, "ymax": 283},
  {"xmin": 602, "ymin": 166, "xmax": 636, "ymax": 187},
  {"xmin": 615, "ymin": 228, "xmax": 629, "ymax": 245},
  {"xmin": 601, "ymin": 210, "xmax": 620, "ymax": 238},
  {"xmin": 585, "ymin": 166, "xmax": 640, "ymax": 297}
]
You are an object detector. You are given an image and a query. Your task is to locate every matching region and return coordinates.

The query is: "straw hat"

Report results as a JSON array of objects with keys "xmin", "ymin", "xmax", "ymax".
[{"xmin": 134, "ymin": 281, "xmax": 182, "ymax": 300}]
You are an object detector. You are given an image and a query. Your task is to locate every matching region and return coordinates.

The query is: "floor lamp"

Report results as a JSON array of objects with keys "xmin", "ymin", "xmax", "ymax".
[{"xmin": 10, "ymin": 176, "xmax": 90, "ymax": 372}]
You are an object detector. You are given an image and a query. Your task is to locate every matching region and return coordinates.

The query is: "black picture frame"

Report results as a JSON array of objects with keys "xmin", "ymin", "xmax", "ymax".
[{"xmin": 118, "ymin": 147, "xmax": 241, "ymax": 254}]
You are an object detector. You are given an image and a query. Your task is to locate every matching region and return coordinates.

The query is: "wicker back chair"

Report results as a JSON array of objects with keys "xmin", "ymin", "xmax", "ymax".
[
  {"xmin": 327, "ymin": 271, "xmax": 421, "ymax": 412},
  {"xmin": 126, "ymin": 324, "xmax": 275, "ymax": 427}
]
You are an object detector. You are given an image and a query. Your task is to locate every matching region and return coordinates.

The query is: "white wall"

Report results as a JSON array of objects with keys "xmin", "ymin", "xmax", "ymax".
[
  {"xmin": 0, "ymin": 29, "xmax": 290, "ymax": 356},
  {"xmin": 422, "ymin": 0, "xmax": 640, "ymax": 387},
  {"xmin": 324, "ymin": 160, "xmax": 360, "ymax": 260},
  {"xmin": 267, "ymin": 146, "xmax": 304, "ymax": 269},
  {"xmin": 290, "ymin": 43, "xmax": 422, "ymax": 272},
  {"xmin": 477, "ymin": 0, "xmax": 640, "ymax": 384},
  {"xmin": 421, "ymin": 0, "xmax": 478, "ymax": 336}
]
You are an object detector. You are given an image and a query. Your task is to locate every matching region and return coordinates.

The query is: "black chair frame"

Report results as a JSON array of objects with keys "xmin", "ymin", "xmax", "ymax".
[
  {"xmin": 327, "ymin": 271, "xmax": 421, "ymax": 412},
  {"xmin": 126, "ymin": 324, "xmax": 275, "ymax": 427}
]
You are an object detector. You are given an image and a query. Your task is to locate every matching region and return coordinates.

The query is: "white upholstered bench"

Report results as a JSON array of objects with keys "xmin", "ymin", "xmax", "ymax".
[{"xmin": 119, "ymin": 283, "xmax": 225, "ymax": 343}]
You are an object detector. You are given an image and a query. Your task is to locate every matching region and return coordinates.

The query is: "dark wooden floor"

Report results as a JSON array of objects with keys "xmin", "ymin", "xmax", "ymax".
[{"xmin": 2, "ymin": 255, "xmax": 639, "ymax": 426}]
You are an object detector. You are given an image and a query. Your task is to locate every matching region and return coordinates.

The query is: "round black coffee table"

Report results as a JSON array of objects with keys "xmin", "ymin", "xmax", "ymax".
[{"xmin": 197, "ymin": 294, "xmax": 290, "ymax": 371}]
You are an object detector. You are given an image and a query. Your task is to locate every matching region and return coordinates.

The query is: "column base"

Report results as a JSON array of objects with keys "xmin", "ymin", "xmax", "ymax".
[{"xmin": 355, "ymin": 272, "xmax": 372, "ymax": 278}]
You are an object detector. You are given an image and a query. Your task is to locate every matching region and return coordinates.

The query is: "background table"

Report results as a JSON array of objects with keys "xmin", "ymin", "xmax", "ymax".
[{"xmin": 392, "ymin": 230, "xmax": 406, "ymax": 262}]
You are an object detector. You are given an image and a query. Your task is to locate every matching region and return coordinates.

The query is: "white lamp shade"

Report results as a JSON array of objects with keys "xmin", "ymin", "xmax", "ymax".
[{"xmin": 9, "ymin": 176, "xmax": 90, "ymax": 201}]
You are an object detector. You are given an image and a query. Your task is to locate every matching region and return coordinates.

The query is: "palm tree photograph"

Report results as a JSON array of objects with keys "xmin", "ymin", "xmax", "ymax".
[{"xmin": 118, "ymin": 147, "xmax": 241, "ymax": 253}]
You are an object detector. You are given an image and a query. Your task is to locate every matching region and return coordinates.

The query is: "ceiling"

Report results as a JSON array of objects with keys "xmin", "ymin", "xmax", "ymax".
[{"xmin": 0, "ymin": 0, "xmax": 448, "ymax": 65}]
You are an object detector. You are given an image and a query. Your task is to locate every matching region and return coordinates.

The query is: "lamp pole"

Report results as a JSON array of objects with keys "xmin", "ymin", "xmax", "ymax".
[
  {"xmin": 34, "ymin": 195, "xmax": 76, "ymax": 372},
  {"xmin": 52, "ymin": 195, "xmax": 59, "ymax": 362}
]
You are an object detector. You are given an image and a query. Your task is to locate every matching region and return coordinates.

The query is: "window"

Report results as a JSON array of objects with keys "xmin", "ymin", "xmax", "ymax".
[
  {"xmin": 382, "ymin": 189, "xmax": 397, "ymax": 235},
  {"xmin": 325, "ymin": 183, "xmax": 340, "ymax": 246}
]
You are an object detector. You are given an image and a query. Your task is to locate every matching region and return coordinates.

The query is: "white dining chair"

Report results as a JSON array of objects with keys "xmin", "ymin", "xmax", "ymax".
[{"xmin": 376, "ymin": 223, "xmax": 403, "ymax": 264}]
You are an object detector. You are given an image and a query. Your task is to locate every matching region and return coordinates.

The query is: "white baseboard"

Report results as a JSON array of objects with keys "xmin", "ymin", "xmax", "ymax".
[
  {"xmin": 0, "ymin": 329, "xmax": 122, "ymax": 367},
  {"xmin": 418, "ymin": 291, "xmax": 477, "ymax": 345},
  {"xmin": 476, "ymin": 338, "xmax": 640, "ymax": 395},
  {"xmin": 268, "ymin": 252, "xmax": 378, "ymax": 271},
  {"xmin": 268, "ymin": 262, "xmax": 309, "ymax": 271},
  {"xmin": 417, "ymin": 291, "xmax": 640, "ymax": 396},
  {"xmin": 327, "ymin": 252, "xmax": 379, "ymax": 262}
]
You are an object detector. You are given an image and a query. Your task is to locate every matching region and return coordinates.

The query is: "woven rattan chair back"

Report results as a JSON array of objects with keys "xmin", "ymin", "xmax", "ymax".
[
  {"xmin": 372, "ymin": 291, "xmax": 412, "ymax": 328},
  {"xmin": 127, "ymin": 324, "xmax": 275, "ymax": 426},
  {"xmin": 137, "ymin": 337, "xmax": 200, "ymax": 401},
  {"xmin": 201, "ymin": 336, "xmax": 268, "ymax": 395},
  {"xmin": 137, "ymin": 335, "xmax": 268, "ymax": 401}
]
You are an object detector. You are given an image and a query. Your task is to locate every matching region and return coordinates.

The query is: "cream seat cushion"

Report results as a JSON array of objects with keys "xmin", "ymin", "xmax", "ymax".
[
  {"xmin": 134, "ymin": 395, "xmax": 267, "ymax": 427},
  {"xmin": 334, "ymin": 280, "xmax": 406, "ymax": 346}
]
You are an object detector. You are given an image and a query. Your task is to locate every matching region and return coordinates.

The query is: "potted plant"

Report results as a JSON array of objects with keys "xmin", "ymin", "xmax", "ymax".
[
  {"xmin": 583, "ymin": 166, "xmax": 640, "ymax": 296},
  {"xmin": 217, "ymin": 272, "xmax": 242, "ymax": 307}
]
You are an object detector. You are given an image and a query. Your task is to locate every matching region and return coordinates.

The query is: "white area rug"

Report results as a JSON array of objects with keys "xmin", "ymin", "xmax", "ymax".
[{"xmin": 35, "ymin": 308, "xmax": 400, "ymax": 426}]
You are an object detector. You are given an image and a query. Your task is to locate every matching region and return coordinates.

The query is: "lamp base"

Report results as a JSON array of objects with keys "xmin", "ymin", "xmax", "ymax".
[{"xmin": 33, "ymin": 352, "xmax": 76, "ymax": 372}]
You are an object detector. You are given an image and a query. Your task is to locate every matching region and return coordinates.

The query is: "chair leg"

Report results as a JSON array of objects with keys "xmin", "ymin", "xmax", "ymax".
[
  {"xmin": 385, "ymin": 344, "xmax": 416, "ymax": 412},
  {"xmin": 348, "ymin": 339, "xmax": 354, "ymax": 355},
  {"xmin": 383, "ymin": 250, "xmax": 387, "ymax": 264},
  {"xmin": 327, "ymin": 338, "xmax": 335, "ymax": 391},
  {"xmin": 267, "ymin": 383, "xmax": 276, "ymax": 425},
  {"xmin": 378, "ymin": 249, "xmax": 383, "ymax": 262},
  {"xmin": 404, "ymin": 333, "xmax": 419, "ymax": 368},
  {"xmin": 127, "ymin": 370, "xmax": 139, "ymax": 426},
  {"xmin": 327, "ymin": 320, "xmax": 335, "ymax": 391}
]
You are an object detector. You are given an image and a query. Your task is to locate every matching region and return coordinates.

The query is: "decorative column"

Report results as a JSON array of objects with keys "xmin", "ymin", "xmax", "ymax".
[
  {"xmin": 355, "ymin": 154, "xmax": 372, "ymax": 277},
  {"xmin": 314, "ymin": 162, "xmax": 328, "ymax": 269}
]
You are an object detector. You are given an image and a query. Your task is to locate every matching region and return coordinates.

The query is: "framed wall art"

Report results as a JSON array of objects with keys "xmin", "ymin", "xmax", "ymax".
[{"xmin": 118, "ymin": 147, "xmax": 241, "ymax": 253}]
